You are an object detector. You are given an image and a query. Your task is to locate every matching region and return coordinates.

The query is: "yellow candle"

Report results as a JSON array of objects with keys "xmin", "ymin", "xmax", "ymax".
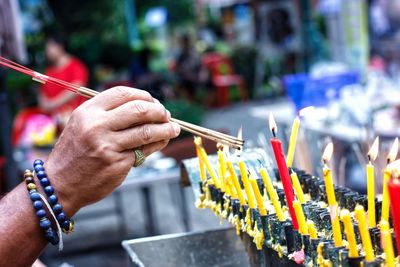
[
  {"xmin": 381, "ymin": 138, "xmax": 398, "ymax": 222},
  {"xmin": 290, "ymin": 171, "xmax": 306, "ymax": 204},
  {"xmin": 198, "ymin": 147, "xmax": 220, "ymax": 188},
  {"xmin": 381, "ymin": 168, "xmax": 391, "ymax": 222},
  {"xmin": 225, "ymin": 173, "xmax": 237, "ymax": 198},
  {"xmin": 260, "ymin": 168, "xmax": 284, "ymax": 221},
  {"xmin": 322, "ymin": 143, "xmax": 342, "ymax": 247},
  {"xmin": 249, "ymin": 178, "xmax": 267, "ymax": 216},
  {"xmin": 340, "ymin": 209, "xmax": 359, "ymax": 258},
  {"xmin": 367, "ymin": 136, "xmax": 379, "ymax": 228},
  {"xmin": 380, "ymin": 220, "xmax": 395, "ymax": 267},
  {"xmin": 293, "ymin": 200, "xmax": 308, "ymax": 235},
  {"xmin": 366, "ymin": 162, "xmax": 376, "ymax": 228},
  {"xmin": 332, "ymin": 211, "xmax": 342, "ymax": 247},
  {"xmin": 217, "ymin": 150, "xmax": 227, "ymax": 192},
  {"xmin": 238, "ymin": 161, "xmax": 256, "ymax": 209},
  {"xmin": 307, "ymin": 220, "xmax": 318, "ymax": 239},
  {"xmin": 195, "ymin": 146, "xmax": 206, "ymax": 182},
  {"xmin": 323, "ymin": 165, "xmax": 337, "ymax": 206},
  {"xmin": 286, "ymin": 116, "xmax": 300, "ymax": 167},
  {"xmin": 227, "ymin": 161, "xmax": 246, "ymax": 205},
  {"xmin": 354, "ymin": 205, "xmax": 375, "ymax": 262}
]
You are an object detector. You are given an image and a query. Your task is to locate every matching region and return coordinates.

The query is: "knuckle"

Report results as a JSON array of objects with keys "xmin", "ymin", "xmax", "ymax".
[
  {"xmin": 131, "ymin": 101, "xmax": 148, "ymax": 116},
  {"xmin": 94, "ymin": 143, "xmax": 114, "ymax": 163},
  {"xmin": 141, "ymin": 125, "xmax": 152, "ymax": 142},
  {"xmin": 113, "ymin": 86, "xmax": 131, "ymax": 98}
]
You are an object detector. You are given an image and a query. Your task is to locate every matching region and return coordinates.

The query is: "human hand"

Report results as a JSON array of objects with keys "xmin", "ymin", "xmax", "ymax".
[{"xmin": 42, "ymin": 87, "xmax": 180, "ymax": 216}]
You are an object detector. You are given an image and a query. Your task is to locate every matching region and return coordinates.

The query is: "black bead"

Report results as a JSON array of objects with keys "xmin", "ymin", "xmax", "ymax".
[{"xmin": 25, "ymin": 177, "xmax": 34, "ymax": 184}]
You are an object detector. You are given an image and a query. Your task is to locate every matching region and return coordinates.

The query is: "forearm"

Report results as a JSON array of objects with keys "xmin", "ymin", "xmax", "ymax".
[{"xmin": 0, "ymin": 183, "xmax": 47, "ymax": 267}]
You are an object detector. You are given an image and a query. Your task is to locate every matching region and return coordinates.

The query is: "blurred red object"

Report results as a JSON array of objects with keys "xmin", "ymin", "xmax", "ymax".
[
  {"xmin": 388, "ymin": 178, "xmax": 400, "ymax": 251},
  {"xmin": 12, "ymin": 107, "xmax": 43, "ymax": 147},
  {"xmin": 202, "ymin": 53, "xmax": 247, "ymax": 106}
]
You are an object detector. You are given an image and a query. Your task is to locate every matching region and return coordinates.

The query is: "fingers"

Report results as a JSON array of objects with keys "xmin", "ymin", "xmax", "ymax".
[
  {"xmin": 107, "ymin": 100, "xmax": 170, "ymax": 130},
  {"xmin": 91, "ymin": 86, "xmax": 155, "ymax": 110},
  {"xmin": 114, "ymin": 122, "xmax": 180, "ymax": 151},
  {"xmin": 142, "ymin": 139, "xmax": 169, "ymax": 156},
  {"xmin": 120, "ymin": 140, "xmax": 169, "ymax": 167}
]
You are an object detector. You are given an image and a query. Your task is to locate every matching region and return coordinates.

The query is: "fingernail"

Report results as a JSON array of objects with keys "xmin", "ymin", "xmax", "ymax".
[{"xmin": 166, "ymin": 110, "xmax": 171, "ymax": 119}]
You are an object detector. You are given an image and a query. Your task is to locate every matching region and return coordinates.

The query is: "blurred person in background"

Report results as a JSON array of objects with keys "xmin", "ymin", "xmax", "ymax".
[
  {"xmin": 130, "ymin": 48, "xmax": 166, "ymax": 102},
  {"xmin": 175, "ymin": 33, "xmax": 208, "ymax": 102},
  {"xmin": 39, "ymin": 32, "xmax": 88, "ymax": 125}
]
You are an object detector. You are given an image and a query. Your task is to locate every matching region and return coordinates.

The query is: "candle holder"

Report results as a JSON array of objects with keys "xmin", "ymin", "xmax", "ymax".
[
  {"xmin": 369, "ymin": 227, "xmax": 382, "ymax": 254},
  {"xmin": 347, "ymin": 256, "xmax": 365, "ymax": 267},
  {"xmin": 309, "ymin": 238, "xmax": 324, "ymax": 264},
  {"xmin": 327, "ymin": 245, "xmax": 346, "ymax": 266},
  {"xmin": 261, "ymin": 214, "xmax": 274, "ymax": 247},
  {"xmin": 283, "ymin": 221, "xmax": 295, "ymax": 254},
  {"xmin": 362, "ymin": 258, "xmax": 383, "ymax": 267},
  {"xmin": 338, "ymin": 248, "xmax": 349, "ymax": 267}
]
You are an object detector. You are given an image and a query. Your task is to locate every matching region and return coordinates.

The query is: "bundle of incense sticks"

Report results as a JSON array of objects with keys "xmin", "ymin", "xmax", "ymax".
[
  {"xmin": 0, "ymin": 56, "xmax": 243, "ymax": 149},
  {"xmin": 184, "ymin": 127, "xmax": 400, "ymax": 266}
]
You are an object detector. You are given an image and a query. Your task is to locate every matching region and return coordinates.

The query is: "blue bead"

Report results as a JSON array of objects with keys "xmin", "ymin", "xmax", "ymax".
[
  {"xmin": 53, "ymin": 204, "xmax": 63, "ymax": 214},
  {"xmin": 40, "ymin": 219, "xmax": 51, "ymax": 229},
  {"xmin": 33, "ymin": 201, "xmax": 43, "ymax": 210},
  {"xmin": 61, "ymin": 220, "xmax": 70, "ymax": 229},
  {"xmin": 40, "ymin": 178, "xmax": 50, "ymax": 187},
  {"xmin": 48, "ymin": 195, "xmax": 58, "ymax": 204},
  {"xmin": 34, "ymin": 165, "xmax": 44, "ymax": 172},
  {"xmin": 44, "ymin": 186, "xmax": 54, "ymax": 195},
  {"xmin": 36, "ymin": 209, "xmax": 46, "ymax": 218},
  {"xmin": 44, "ymin": 229, "xmax": 59, "ymax": 245},
  {"xmin": 33, "ymin": 159, "xmax": 44, "ymax": 166},
  {"xmin": 30, "ymin": 192, "xmax": 40, "ymax": 201},
  {"xmin": 36, "ymin": 171, "xmax": 47, "ymax": 179},
  {"xmin": 57, "ymin": 212, "xmax": 66, "ymax": 222}
]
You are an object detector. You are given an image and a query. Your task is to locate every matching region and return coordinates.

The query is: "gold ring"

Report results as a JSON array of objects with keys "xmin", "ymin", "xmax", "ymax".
[{"xmin": 133, "ymin": 148, "xmax": 146, "ymax": 167}]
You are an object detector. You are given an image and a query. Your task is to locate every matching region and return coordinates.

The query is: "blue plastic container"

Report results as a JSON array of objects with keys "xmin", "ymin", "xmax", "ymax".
[{"xmin": 283, "ymin": 71, "xmax": 360, "ymax": 112}]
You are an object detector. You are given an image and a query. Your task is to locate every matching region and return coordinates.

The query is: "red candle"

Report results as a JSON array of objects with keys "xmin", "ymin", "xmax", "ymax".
[
  {"xmin": 388, "ymin": 178, "xmax": 400, "ymax": 251},
  {"xmin": 269, "ymin": 113, "xmax": 298, "ymax": 230}
]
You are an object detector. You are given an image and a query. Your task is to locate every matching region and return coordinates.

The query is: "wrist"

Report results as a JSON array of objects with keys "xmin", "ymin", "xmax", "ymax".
[{"xmin": 42, "ymin": 162, "xmax": 80, "ymax": 217}]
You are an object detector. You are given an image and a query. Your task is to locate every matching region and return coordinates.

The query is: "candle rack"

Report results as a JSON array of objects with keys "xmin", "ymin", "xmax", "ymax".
[{"xmin": 181, "ymin": 148, "xmax": 397, "ymax": 267}]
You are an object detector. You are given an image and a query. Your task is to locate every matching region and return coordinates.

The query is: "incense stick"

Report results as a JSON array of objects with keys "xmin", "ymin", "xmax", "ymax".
[{"xmin": 0, "ymin": 56, "xmax": 244, "ymax": 149}]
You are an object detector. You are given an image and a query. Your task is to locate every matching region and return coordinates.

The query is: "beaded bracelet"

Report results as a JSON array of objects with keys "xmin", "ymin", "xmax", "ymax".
[
  {"xmin": 33, "ymin": 160, "xmax": 74, "ymax": 234},
  {"xmin": 24, "ymin": 170, "xmax": 59, "ymax": 245}
]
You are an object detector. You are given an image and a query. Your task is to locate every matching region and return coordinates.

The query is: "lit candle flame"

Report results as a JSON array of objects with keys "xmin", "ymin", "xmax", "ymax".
[
  {"xmin": 322, "ymin": 142, "xmax": 334, "ymax": 163},
  {"xmin": 388, "ymin": 159, "xmax": 400, "ymax": 177},
  {"xmin": 194, "ymin": 136, "xmax": 202, "ymax": 146},
  {"xmin": 387, "ymin": 138, "xmax": 399, "ymax": 163},
  {"xmin": 269, "ymin": 113, "xmax": 277, "ymax": 134},
  {"xmin": 367, "ymin": 137, "xmax": 380, "ymax": 162}
]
